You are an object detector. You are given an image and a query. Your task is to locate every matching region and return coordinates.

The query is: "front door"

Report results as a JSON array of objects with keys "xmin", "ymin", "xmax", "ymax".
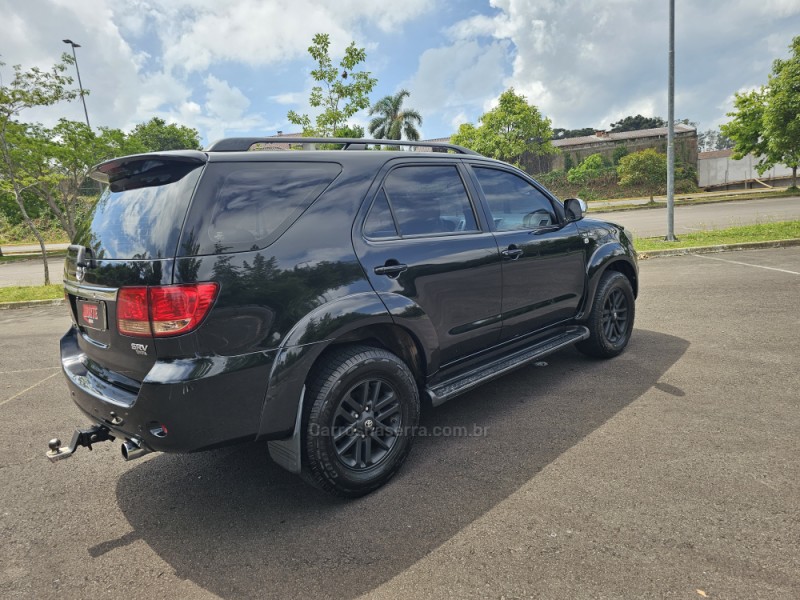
[{"xmin": 469, "ymin": 165, "xmax": 586, "ymax": 342}]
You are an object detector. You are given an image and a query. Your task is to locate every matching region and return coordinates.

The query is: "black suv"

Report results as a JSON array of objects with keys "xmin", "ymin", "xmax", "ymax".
[{"xmin": 50, "ymin": 137, "xmax": 638, "ymax": 497}]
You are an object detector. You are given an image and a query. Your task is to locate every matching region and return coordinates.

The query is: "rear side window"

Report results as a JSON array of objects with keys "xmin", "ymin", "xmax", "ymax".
[
  {"xmin": 181, "ymin": 162, "xmax": 342, "ymax": 255},
  {"xmin": 379, "ymin": 165, "xmax": 478, "ymax": 237},
  {"xmin": 78, "ymin": 163, "xmax": 202, "ymax": 260}
]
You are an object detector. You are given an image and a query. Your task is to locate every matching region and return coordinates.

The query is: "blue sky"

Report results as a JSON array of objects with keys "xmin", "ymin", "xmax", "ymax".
[{"xmin": 3, "ymin": 0, "xmax": 800, "ymax": 146}]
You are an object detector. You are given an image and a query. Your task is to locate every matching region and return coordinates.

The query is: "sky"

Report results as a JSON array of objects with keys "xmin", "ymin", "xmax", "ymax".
[{"xmin": 2, "ymin": 0, "xmax": 799, "ymax": 147}]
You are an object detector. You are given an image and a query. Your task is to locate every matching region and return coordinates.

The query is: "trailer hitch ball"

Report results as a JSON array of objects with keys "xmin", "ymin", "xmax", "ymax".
[{"xmin": 45, "ymin": 426, "xmax": 115, "ymax": 462}]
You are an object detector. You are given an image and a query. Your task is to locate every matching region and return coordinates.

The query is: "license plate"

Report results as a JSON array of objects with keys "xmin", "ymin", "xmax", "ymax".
[{"xmin": 77, "ymin": 299, "xmax": 107, "ymax": 331}]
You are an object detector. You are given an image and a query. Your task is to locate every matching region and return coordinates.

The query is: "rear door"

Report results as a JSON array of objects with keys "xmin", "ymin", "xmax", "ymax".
[
  {"xmin": 354, "ymin": 161, "xmax": 503, "ymax": 367},
  {"xmin": 64, "ymin": 154, "xmax": 205, "ymax": 383},
  {"xmin": 467, "ymin": 164, "xmax": 586, "ymax": 341}
]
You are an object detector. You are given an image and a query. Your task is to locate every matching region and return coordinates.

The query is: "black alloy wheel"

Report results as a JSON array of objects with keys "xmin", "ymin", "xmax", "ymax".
[
  {"xmin": 302, "ymin": 345, "xmax": 419, "ymax": 497},
  {"xmin": 601, "ymin": 288, "xmax": 629, "ymax": 344},
  {"xmin": 332, "ymin": 377, "xmax": 402, "ymax": 469},
  {"xmin": 576, "ymin": 270, "xmax": 635, "ymax": 358}
]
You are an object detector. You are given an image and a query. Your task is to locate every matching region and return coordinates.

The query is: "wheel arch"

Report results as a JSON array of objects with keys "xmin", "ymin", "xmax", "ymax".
[
  {"xmin": 257, "ymin": 292, "xmax": 436, "ymax": 441},
  {"xmin": 577, "ymin": 243, "xmax": 638, "ymax": 320}
]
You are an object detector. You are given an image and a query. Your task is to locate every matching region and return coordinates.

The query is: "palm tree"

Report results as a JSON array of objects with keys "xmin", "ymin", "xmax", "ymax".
[{"xmin": 368, "ymin": 89, "xmax": 423, "ymax": 142}]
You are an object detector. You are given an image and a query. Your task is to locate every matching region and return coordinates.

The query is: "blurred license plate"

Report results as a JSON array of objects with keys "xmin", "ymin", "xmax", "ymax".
[{"xmin": 77, "ymin": 299, "xmax": 107, "ymax": 331}]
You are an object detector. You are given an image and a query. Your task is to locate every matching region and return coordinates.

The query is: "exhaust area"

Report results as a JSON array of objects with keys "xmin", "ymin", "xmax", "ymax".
[{"xmin": 121, "ymin": 438, "xmax": 150, "ymax": 461}]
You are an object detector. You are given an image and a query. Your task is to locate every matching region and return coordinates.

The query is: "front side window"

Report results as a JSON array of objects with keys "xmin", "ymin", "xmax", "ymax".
[
  {"xmin": 473, "ymin": 167, "xmax": 557, "ymax": 231},
  {"xmin": 381, "ymin": 165, "xmax": 478, "ymax": 237}
]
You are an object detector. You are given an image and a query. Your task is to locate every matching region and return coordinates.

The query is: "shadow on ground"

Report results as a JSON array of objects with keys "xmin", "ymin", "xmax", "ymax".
[{"xmin": 111, "ymin": 329, "xmax": 687, "ymax": 599}]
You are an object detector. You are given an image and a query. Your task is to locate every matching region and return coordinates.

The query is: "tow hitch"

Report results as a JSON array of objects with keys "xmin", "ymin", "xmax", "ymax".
[{"xmin": 46, "ymin": 425, "xmax": 115, "ymax": 462}]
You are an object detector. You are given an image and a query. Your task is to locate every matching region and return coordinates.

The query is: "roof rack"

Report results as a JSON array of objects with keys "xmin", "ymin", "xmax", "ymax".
[{"xmin": 205, "ymin": 137, "xmax": 480, "ymax": 155}]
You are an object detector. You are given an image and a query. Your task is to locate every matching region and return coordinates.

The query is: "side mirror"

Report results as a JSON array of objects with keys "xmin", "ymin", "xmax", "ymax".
[{"xmin": 564, "ymin": 197, "xmax": 587, "ymax": 222}]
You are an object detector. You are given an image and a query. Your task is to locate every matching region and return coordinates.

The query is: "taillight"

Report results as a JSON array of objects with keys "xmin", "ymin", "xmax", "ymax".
[
  {"xmin": 117, "ymin": 283, "xmax": 219, "ymax": 338},
  {"xmin": 150, "ymin": 283, "xmax": 218, "ymax": 336},
  {"xmin": 118, "ymin": 287, "xmax": 150, "ymax": 336}
]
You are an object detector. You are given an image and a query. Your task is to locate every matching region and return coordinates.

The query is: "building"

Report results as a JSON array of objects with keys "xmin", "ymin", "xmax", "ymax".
[
  {"xmin": 697, "ymin": 149, "xmax": 796, "ymax": 189},
  {"xmin": 421, "ymin": 125, "xmax": 698, "ymax": 176},
  {"xmin": 545, "ymin": 124, "xmax": 698, "ymax": 174}
]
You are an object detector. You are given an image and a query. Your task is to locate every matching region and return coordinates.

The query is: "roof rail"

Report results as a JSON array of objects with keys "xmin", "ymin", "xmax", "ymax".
[{"xmin": 205, "ymin": 137, "xmax": 480, "ymax": 155}]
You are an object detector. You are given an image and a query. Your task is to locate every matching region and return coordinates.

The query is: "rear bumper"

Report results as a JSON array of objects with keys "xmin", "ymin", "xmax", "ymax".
[{"xmin": 60, "ymin": 327, "xmax": 276, "ymax": 452}]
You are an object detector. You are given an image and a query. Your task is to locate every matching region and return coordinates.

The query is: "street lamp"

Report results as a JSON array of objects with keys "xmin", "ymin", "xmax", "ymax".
[{"xmin": 62, "ymin": 39, "xmax": 91, "ymax": 129}]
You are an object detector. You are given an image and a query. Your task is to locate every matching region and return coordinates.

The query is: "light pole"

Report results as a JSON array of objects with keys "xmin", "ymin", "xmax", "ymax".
[
  {"xmin": 62, "ymin": 39, "xmax": 91, "ymax": 129},
  {"xmin": 665, "ymin": 0, "xmax": 676, "ymax": 241}
]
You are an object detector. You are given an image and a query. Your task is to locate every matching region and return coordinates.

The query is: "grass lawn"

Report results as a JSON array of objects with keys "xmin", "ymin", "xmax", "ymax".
[
  {"xmin": 0, "ymin": 284, "xmax": 64, "ymax": 303},
  {"xmin": 588, "ymin": 189, "xmax": 799, "ymax": 213},
  {"xmin": 634, "ymin": 220, "xmax": 800, "ymax": 252}
]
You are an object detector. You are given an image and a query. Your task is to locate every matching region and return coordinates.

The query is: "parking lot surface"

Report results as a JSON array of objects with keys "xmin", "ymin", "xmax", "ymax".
[{"xmin": 1, "ymin": 247, "xmax": 798, "ymax": 599}]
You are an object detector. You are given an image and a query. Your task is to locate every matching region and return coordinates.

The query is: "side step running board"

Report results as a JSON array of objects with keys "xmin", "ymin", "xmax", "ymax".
[{"xmin": 426, "ymin": 326, "xmax": 590, "ymax": 407}]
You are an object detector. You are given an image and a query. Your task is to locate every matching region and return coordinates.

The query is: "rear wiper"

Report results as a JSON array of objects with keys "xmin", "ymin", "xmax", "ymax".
[{"xmin": 68, "ymin": 244, "xmax": 96, "ymax": 269}]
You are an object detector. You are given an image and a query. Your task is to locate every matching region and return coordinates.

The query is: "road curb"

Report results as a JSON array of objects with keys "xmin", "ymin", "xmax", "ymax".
[
  {"xmin": 0, "ymin": 298, "xmax": 65, "ymax": 310},
  {"xmin": 637, "ymin": 237, "xmax": 800, "ymax": 259}
]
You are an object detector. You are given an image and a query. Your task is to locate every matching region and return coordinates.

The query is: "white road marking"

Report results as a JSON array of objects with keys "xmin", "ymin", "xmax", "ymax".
[
  {"xmin": 694, "ymin": 253, "xmax": 800, "ymax": 275},
  {"xmin": 0, "ymin": 372, "xmax": 59, "ymax": 408}
]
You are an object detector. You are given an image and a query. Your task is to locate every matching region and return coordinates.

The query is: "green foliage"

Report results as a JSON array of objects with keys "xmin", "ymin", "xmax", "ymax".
[
  {"xmin": 334, "ymin": 124, "xmax": 365, "ymax": 138},
  {"xmin": 368, "ymin": 89, "xmax": 422, "ymax": 141},
  {"xmin": 609, "ymin": 114, "xmax": 666, "ymax": 132},
  {"xmin": 722, "ymin": 36, "xmax": 800, "ymax": 186},
  {"xmin": 553, "ymin": 127, "xmax": 595, "ymax": 139},
  {"xmin": 126, "ymin": 117, "xmax": 201, "ymax": 151},
  {"xmin": 287, "ymin": 33, "xmax": 377, "ymax": 137},
  {"xmin": 567, "ymin": 153, "xmax": 608, "ymax": 184},
  {"xmin": 450, "ymin": 88, "xmax": 556, "ymax": 166},
  {"xmin": 563, "ymin": 153, "xmax": 574, "ymax": 170},
  {"xmin": 0, "ymin": 55, "xmax": 81, "ymax": 282},
  {"xmin": 617, "ymin": 149, "xmax": 667, "ymax": 188},
  {"xmin": 612, "ymin": 145, "xmax": 629, "ymax": 165}
]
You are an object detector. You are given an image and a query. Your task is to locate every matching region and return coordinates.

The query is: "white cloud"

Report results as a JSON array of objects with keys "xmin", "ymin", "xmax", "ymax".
[
  {"xmin": 407, "ymin": 39, "xmax": 511, "ymax": 132},
  {"xmin": 269, "ymin": 92, "xmax": 306, "ymax": 105},
  {"xmin": 138, "ymin": 0, "xmax": 433, "ymax": 74},
  {"xmin": 413, "ymin": 0, "xmax": 800, "ymax": 133}
]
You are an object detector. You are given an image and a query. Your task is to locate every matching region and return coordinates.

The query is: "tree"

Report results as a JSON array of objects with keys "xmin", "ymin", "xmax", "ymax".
[
  {"xmin": 450, "ymin": 88, "xmax": 556, "ymax": 168},
  {"xmin": 612, "ymin": 145, "xmax": 630, "ymax": 165},
  {"xmin": 553, "ymin": 127, "xmax": 595, "ymax": 139},
  {"xmin": 698, "ymin": 128, "xmax": 734, "ymax": 152},
  {"xmin": 609, "ymin": 114, "xmax": 667, "ymax": 132},
  {"xmin": 722, "ymin": 36, "xmax": 800, "ymax": 189},
  {"xmin": 617, "ymin": 148, "xmax": 667, "ymax": 199},
  {"xmin": 0, "ymin": 55, "xmax": 79, "ymax": 284},
  {"xmin": 46, "ymin": 120, "xmax": 127, "ymax": 239},
  {"xmin": 287, "ymin": 33, "xmax": 377, "ymax": 138},
  {"xmin": 126, "ymin": 117, "xmax": 202, "ymax": 152},
  {"xmin": 368, "ymin": 89, "xmax": 423, "ymax": 142},
  {"xmin": 567, "ymin": 153, "xmax": 608, "ymax": 184}
]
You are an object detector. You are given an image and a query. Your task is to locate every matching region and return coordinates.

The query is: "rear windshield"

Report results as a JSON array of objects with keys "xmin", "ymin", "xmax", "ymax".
[
  {"xmin": 77, "ymin": 164, "xmax": 202, "ymax": 260},
  {"xmin": 179, "ymin": 162, "xmax": 342, "ymax": 255}
]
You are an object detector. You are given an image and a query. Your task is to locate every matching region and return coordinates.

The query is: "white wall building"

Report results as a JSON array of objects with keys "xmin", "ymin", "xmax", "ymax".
[{"xmin": 698, "ymin": 150, "xmax": 794, "ymax": 189}]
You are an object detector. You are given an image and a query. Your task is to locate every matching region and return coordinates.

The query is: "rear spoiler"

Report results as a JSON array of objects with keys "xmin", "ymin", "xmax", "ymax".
[{"xmin": 89, "ymin": 151, "xmax": 207, "ymax": 187}]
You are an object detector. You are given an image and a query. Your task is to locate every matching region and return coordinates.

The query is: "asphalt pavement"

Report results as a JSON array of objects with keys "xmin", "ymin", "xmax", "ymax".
[
  {"xmin": 0, "ymin": 257, "xmax": 65, "ymax": 288},
  {"xmin": 1, "ymin": 247, "xmax": 798, "ymax": 598},
  {"xmin": 592, "ymin": 195, "xmax": 800, "ymax": 237}
]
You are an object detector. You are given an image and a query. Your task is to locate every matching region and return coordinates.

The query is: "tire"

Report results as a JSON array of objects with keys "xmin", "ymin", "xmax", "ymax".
[
  {"xmin": 301, "ymin": 345, "xmax": 420, "ymax": 497},
  {"xmin": 576, "ymin": 270, "xmax": 635, "ymax": 359}
]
